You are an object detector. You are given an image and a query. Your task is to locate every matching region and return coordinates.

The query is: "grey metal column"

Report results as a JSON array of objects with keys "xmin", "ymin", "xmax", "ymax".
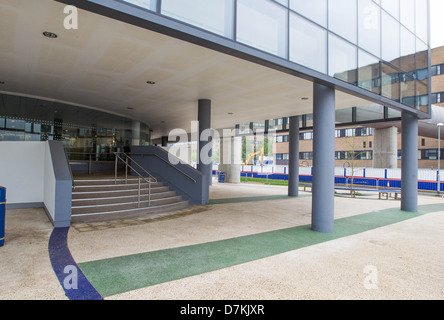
[
  {"xmin": 197, "ymin": 99, "xmax": 212, "ymax": 187},
  {"xmin": 288, "ymin": 116, "xmax": 300, "ymax": 197},
  {"xmin": 312, "ymin": 83, "xmax": 335, "ymax": 233},
  {"xmin": 401, "ymin": 112, "xmax": 418, "ymax": 212},
  {"xmin": 161, "ymin": 136, "xmax": 168, "ymax": 147}
]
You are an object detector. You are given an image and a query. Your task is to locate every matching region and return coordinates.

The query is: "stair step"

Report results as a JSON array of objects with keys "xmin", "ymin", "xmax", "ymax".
[
  {"xmin": 70, "ymin": 175, "xmax": 189, "ymax": 224},
  {"xmin": 73, "ymin": 178, "xmax": 159, "ymax": 186},
  {"xmin": 72, "ymin": 191, "xmax": 177, "ymax": 206},
  {"xmin": 71, "ymin": 200, "xmax": 189, "ymax": 224},
  {"xmin": 73, "ymin": 182, "xmax": 162, "ymax": 192},
  {"xmin": 72, "ymin": 186, "xmax": 170, "ymax": 199},
  {"xmin": 72, "ymin": 196, "xmax": 183, "ymax": 214}
]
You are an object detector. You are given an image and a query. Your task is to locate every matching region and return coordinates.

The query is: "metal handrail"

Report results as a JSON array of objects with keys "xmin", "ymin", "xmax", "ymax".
[
  {"xmin": 122, "ymin": 153, "xmax": 158, "ymax": 182},
  {"xmin": 64, "ymin": 149, "xmax": 75, "ymax": 191},
  {"xmin": 113, "ymin": 152, "xmax": 157, "ymax": 208},
  {"xmin": 129, "ymin": 152, "xmax": 197, "ymax": 183}
]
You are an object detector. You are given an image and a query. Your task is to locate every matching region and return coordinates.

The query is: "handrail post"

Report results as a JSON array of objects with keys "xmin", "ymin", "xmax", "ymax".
[
  {"xmin": 148, "ymin": 177, "xmax": 151, "ymax": 207},
  {"xmin": 138, "ymin": 176, "xmax": 141, "ymax": 208},
  {"xmin": 125, "ymin": 157, "xmax": 128, "ymax": 184},
  {"xmin": 114, "ymin": 153, "xmax": 118, "ymax": 184},
  {"xmin": 88, "ymin": 154, "xmax": 92, "ymax": 175}
]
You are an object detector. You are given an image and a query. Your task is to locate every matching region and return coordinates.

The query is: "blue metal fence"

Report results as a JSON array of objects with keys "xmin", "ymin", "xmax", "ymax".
[{"xmin": 230, "ymin": 170, "xmax": 444, "ymax": 193}]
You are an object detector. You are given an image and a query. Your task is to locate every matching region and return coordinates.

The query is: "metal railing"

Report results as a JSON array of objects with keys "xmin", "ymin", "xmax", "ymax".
[
  {"xmin": 114, "ymin": 152, "xmax": 158, "ymax": 208},
  {"xmin": 130, "ymin": 151, "xmax": 197, "ymax": 183}
]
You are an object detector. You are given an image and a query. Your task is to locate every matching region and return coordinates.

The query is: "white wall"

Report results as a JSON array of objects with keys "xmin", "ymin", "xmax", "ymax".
[{"xmin": 0, "ymin": 142, "xmax": 46, "ymax": 205}]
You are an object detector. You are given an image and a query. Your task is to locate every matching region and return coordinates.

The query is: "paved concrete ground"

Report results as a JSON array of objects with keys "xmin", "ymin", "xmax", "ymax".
[{"xmin": 0, "ymin": 182, "xmax": 443, "ymax": 300}]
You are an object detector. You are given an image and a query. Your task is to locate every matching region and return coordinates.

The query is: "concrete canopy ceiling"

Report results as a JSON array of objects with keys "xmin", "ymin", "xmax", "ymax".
[{"xmin": 0, "ymin": 0, "xmax": 373, "ymax": 138}]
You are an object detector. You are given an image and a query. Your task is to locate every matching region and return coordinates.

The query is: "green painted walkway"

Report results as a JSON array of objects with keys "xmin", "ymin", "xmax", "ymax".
[{"xmin": 78, "ymin": 203, "xmax": 443, "ymax": 297}]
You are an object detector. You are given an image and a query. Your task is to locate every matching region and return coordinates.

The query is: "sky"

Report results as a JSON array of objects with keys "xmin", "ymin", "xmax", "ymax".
[{"xmin": 431, "ymin": 0, "xmax": 444, "ymax": 48}]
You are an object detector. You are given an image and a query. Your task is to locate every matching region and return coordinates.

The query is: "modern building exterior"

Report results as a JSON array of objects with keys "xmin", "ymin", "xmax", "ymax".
[
  {"xmin": 264, "ymin": 46, "xmax": 444, "ymax": 170},
  {"xmin": 0, "ymin": 0, "xmax": 434, "ymax": 232}
]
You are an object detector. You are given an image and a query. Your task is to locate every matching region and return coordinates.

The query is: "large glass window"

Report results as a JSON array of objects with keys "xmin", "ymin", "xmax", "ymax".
[
  {"xmin": 358, "ymin": 49, "xmax": 380, "ymax": 94},
  {"xmin": 161, "ymin": 0, "xmax": 234, "ymax": 38},
  {"xmin": 382, "ymin": 12, "xmax": 400, "ymax": 67},
  {"xmin": 289, "ymin": 0, "xmax": 327, "ymax": 27},
  {"xmin": 123, "ymin": 0, "xmax": 157, "ymax": 11},
  {"xmin": 328, "ymin": 33, "xmax": 357, "ymax": 84},
  {"xmin": 328, "ymin": 0, "xmax": 357, "ymax": 44},
  {"xmin": 400, "ymin": 72, "xmax": 416, "ymax": 107},
  {"xmin": 400, "ymin": 0, "xmax": 415, "ymax": 32},
  {"xmin": 273, "ymin": 0, "xmax": 288, "ymax": 6},
  {"xmin": 416, "ymin": 39, "xmax": 429, "ymax": 87},
  {"xmin": 0, "ymin": 93, "xmax": 151, "ymax": 151},
  {"xmin": 381, "ymin": 0, "xmax": 399, "ymax": 19},
  {"xmin": 237, "ymin": 0, "xmax": 287, "ymax": 57},
  {"xmin": 416, "ymin": 81, "xmax": 429, "ymax": 113},
  {"xmin": 381, "ymin": 63, "xmax": 400, "ymax": 101},
  {"xmin": 118, "ymin": 0, "xmax": 429, "ymax": 113},
  {"xmin": 289, "ymin": 13, "xmax": 327, "ymax": 73},
  {"xmin": 400, "ymin": 26, "xmax": 416, "ymax": 73},
  {"xmin": 356, "ymin": 104, "xmax": 384, "ymax": 122},
  {"xmin": 358, "ymin": 0, "xmax": 381, "ymax": 57},
  {"xmin": 416, "ymin": 0, "xmax": 429, "ymax": 43}
]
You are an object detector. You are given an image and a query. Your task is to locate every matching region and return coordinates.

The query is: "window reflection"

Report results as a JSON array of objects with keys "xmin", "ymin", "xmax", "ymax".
[
  {"xmin": 328, "ymin": 0, "xmax": 357, "ymax": 44},
  {"xmin": 289, "ymin": 0, "xmax": 327, "ymax": 27},
  {"xmin": 162, "ymin": 0, "xmax": 234, "ymax": 38},
  {"xmin": 382, "ymin": 12, "xmax": 400, "ymax": 67},
  {"xmin": 358, "ymin": 49, "xmax": 380, "ymax": 94},
  {"xmin": 415, "ymin": 0, "xmax": 429, "ymax": 43},
  {"xmin": 400, "ymin": 0, "xmax": 415, "ymax": 32},
  {"xmin": 289, "ymin": 13, "xmax": 327, "ymax": 73},
  {"xmin": 328, "ymin": 33, "xmax": 357, "ymax": 84},
  {"xmin": 237, "ymin": 0, "xmax": 287, "ymax": 57},
  {"xmin": 358, "ymin": 0, "xmax": 381, "ymax": 57},
  {"xmin": 115, "ymin": 0, "xmax": 431, "ymax": 111},
  {"xmin": 381, "ymin": 0, "xmax": 399, "ymax": 19},
  {"xmin": 123, "ymin": 0, "xmax": 156, "ymax": 11},
  {"xmin": 0, "ymin": 94, "xmax": 151, "ymax": 155},
  {"xmin": 381, "ymin": 63, "xmax": 400, "ymax": 101},
  {"xmin": 416, "ymin": 81, "xmax": 429, "ymax": 113},
  {"xmin": 401, "ymin": 72, "xmax": 416, "ymax": 107},
  {"xmin": 400, "ymin": 26, "xmax": 416, "ymax": 74}
]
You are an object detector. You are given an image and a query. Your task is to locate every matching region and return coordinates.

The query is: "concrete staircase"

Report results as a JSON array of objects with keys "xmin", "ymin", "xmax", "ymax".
[{"xmin": 71, "ymin": 176, "xmax": 189, "ymax": 224}]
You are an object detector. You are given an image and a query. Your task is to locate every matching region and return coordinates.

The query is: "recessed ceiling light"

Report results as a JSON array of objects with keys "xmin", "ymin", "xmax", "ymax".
[
  {"xmin": 43, "ymin": 31, "xmax": 58, "ymax": 39},
  {"xmin": 127, "ymin": 107, "xmax": 134, "ymax": 110},
  {"xmin": 146, "ymin": 81, "xmax": 156, "ymax": 85},
  {"xmin": 228, "ymin": 112, "xmax": 234, "ymax": 115}
]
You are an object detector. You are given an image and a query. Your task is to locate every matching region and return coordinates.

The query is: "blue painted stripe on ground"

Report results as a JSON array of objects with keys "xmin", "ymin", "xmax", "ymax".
[{"xmin": 48, "ymin": 227, "xmax": 103, "ymax": 300}]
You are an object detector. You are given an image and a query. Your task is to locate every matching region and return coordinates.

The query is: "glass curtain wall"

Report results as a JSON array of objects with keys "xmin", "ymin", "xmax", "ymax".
[
  {"xmin": 0, "ymin": 93, "xmax": 151, "ymax": 159},
  {"xmin": 120, "ymin": 0, "xmax": 430, "ymax": 113}
]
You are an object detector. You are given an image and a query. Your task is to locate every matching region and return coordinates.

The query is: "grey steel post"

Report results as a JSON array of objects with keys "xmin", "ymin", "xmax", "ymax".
[
  {"xmin": 197, "ymin": 99, "xmax": 212, "ymax": 187},
  {"xmin": 401, "ymin": 112, "xmax": 418, "ymax": 212},
  {"xmin": 312, "ymin": 83, "xmax": 335, "ymax": 233},
  {"xmin": 288, "ymin": 116, "xmax": 300, "ymax": 197}
]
